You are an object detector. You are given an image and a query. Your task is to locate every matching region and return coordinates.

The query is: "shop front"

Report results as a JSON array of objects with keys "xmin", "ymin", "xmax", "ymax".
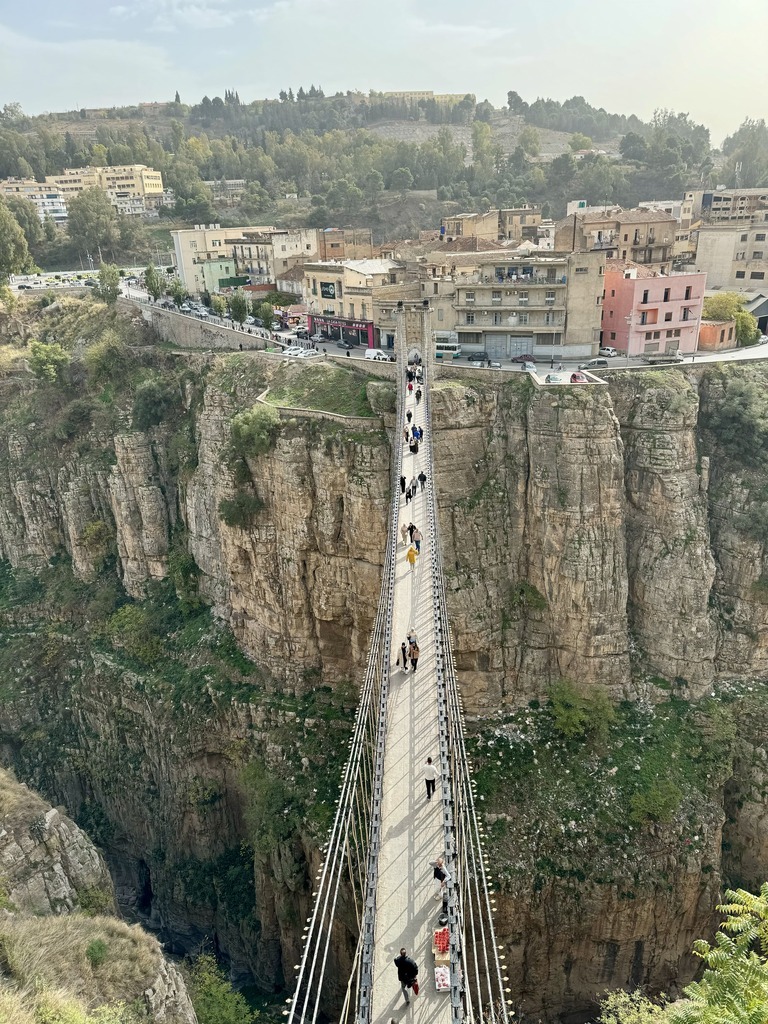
[{"xmin": 308, "ymin": 314, "xmax": 374, "ymax": 348}]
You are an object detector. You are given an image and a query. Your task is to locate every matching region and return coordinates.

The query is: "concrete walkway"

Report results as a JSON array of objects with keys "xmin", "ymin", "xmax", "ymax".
[{"xmin": 370, "ymin": 381, "xmax": 450, "ymax": 1024}]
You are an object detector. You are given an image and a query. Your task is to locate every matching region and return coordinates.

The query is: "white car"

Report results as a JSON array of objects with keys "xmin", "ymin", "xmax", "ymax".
[
  {"xmin": 296, "ymin": 349, "xmax": 322, "ymax": 359},
  {"xmin": 282, "ymin": 346, "xmax": 305, "ymax": 357}
]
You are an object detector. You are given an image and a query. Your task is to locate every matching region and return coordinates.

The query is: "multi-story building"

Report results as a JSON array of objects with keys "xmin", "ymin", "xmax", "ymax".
[
  {"xmin": 555, "ymin": 208, "xmax": 677, "ymax": 271},
  {"xmin": 171, "ymin": 223, "xmax": 273, "ymax": 293},
  {"xmin": 302, "ymin": 259, "xmax": 407, "ymax": 347},
  {"xmin": 0, "ymin": 180, "xmax": 68, "ymax": 224},
  {"xmin": 317, "ymin": 228, "xmax": 374, "ymax": 261},
  {"xmin": 419, "ymin": 248, "xmax": 605, "ymax": 361},
  {"xmin": 1, "ymin": 164, "xmax": 164, "ymax": 218},
  {"xmin": 683, "ymin": 187, "xmax": 768, "ymax": 227},
  {"xmin": 601, "ymin": 260, "xmax": 705, "ymax": 357},
  {"xmin": 230, "ymin": 228, "xmax": 318, "ymax": 284},
  {"xmin": 441, "ymin": 206, "xmax": 542, "ymax": 245},
  {"xmin": 204, "ymin": 179, "xmax": 247, "ymax": 204},
  {"xmin": 694, "ymin": 218, "xmax": 768, "ymax": 290}
]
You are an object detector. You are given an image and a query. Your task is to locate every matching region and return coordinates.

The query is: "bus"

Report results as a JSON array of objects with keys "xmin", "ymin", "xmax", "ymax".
[{"xmin": 434, "ymin": 339, "xmax": 462, "ymax": 360}]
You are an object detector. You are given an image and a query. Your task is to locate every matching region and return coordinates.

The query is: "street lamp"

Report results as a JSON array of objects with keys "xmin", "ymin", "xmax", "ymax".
[{"xmin": 624, "ymin": 314, "xmax": 635, "ymax": 368}]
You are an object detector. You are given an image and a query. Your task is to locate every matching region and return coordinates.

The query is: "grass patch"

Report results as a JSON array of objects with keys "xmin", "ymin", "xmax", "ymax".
[{"xmin": 265, "ymin": 363, "xmax": 375, "ymax": 417}]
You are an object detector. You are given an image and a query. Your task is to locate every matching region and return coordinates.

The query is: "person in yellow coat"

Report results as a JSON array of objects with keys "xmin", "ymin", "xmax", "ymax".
[{"xmin": 406, "ymin": 545, "xmax": 418, "ymax": 571}]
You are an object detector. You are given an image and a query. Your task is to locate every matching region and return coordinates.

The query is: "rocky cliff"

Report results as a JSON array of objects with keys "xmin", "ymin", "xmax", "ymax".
[
  {"xmin": 2, "ymin": 299, "xmax": 768, "ymax": 1021},
  {"xmin": 0, "ymin": 765, "xmax": 197, "ymax": 1024}
]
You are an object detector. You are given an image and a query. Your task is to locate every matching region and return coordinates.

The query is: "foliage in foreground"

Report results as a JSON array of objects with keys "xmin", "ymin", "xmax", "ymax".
[{"xmin": 188, "ymin": 953, "xmax": 259, "ymax": 1024}]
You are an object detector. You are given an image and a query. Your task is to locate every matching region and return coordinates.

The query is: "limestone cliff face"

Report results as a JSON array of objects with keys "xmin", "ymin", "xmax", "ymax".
[{"xmin": 0, "ymin": 767, "xmax": 197, "ymax": 1024}]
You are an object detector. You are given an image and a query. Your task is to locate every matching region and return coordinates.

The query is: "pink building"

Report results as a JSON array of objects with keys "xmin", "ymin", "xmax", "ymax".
[{"xmin": 601, "ymin": 260, "xmax": 707, "ymax": 358}]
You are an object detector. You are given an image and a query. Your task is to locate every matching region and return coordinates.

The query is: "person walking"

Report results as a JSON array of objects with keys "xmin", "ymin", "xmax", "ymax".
[
  {"xmin": 430, "ymin": 857, "xmax": 451, "ymax": 900},
  {"xmin": 415, "ymin": 387, "xmax": 422, "ymax": 405},
  {"xmin": 407, "ymin": 381, "xmax": 414, "ymax": 395},
  {"xmin": 400, "ymin": 523, "xmax": 408, "ymax": 546},
  {"xmin": 409, "ymin": 476, "xmax": 417, "ymax": 496},
  {"xmin": 408, "ymin": 523, "xmax": 416, "ymax": 543},
  {"xmin": 406, "ymin": 410, "xmax": 412, "ymax": 424},
  {"xmin": 412, "ymin": 527, "xmax": 422, "ymax": 554},
  {"xmin": 408, "ymin": 638, "xmax": 420, "ymax": 671},
  {"xmin": 394, "ymin": 949, "xmax": 419, "ymax": 1005},
  {"xmin": 405, "ymin": 486, "xmax": 412, "ymax": 506},
  {"xmin": 424, "ymin": 757, "xmax": 438, "ymax": 800},
  {"xmin": 406, "ymin": 545, "xmax": 418, "ymax": 572},
  {"xmin": 397, "ymin": 641, "xmax": 409, "ymax": 672},
  {"xmin": 403, "ymin": 427, "xmax": 409, "ymax": 444},
  {"xmin": 418, "ymin": 470, "xmax": 427, "ymax": 492},
  {"xmin": 400, "ymin": 475, "xmax": 406, "ymax": 495}
]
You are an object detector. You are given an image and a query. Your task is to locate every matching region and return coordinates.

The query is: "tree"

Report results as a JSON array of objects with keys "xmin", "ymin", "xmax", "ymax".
[
  {"xmin": 0, "ymin": 201, "xmax": 33, "ymax": 280},
  {"xmin": 66, "ymin": 187, "xmax": 119, "ymax": 257},
  {"xmin": 43, "ymin": 216, "xmax": 57, "ymax": 243},
  {"xmin": 620, "ymin": 131, "xmax": 649, "ymax": 162},
  {"xmin": 569, "ymin": 132, "xmax": 593, "ymax": 152},
  {"xmin": 28, "ymin": 340, "xmax": 70, "ymax": 384},
  {"xmin": 390, "ymin": 167, "xmax": 414, "ymax": 193},
  {"xmin": 703, "ymin": 292, "xmax": 760, "ymax": 346},
  {"xmin": 518, "ymin": 126, "xmax": 540, "ymax": 156},
  {"xmin": 5, "ymin": 195, "xmax": 42, "ymax": 250},
  {"xmin": 168, "ymin": 277, "xmax": 187, "ymax": 307},
  {"xmin": 174, "ymin": 90, "xmax": 181, "ymax": 104},
  {"xmin": 97, "ymin": 263, "xmax": 121, "ymax": 304},
  {"xmin": 667, "ymin": 884, "xmax": 768, "ymax": 1023},
  {"xmin": 210, "ymin": 294, "xmax": 226, "ymax": 316},
  {"xmin": 144, "ymin": 262, "xmax": 163, "ymax": 301},
  {"xmin": 229, "ymin": 289, "xmax": 248, "ymax": 324},
  {"xmin": 256, "ymin": 302, "xmax": 274, "ymax": 328},
  {"xmin": 188, "ymin": 953, "xmax": 258, "ymax": 1024}
]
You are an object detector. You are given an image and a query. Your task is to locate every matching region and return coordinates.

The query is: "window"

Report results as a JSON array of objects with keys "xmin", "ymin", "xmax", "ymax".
[
  {"xmin": 518, "ymin": 312, "xmax": 529, "ymax": 325},
  {"xmin": 664, "ymin": 311, "xmax": 672, "ymax": 322},
  {"xmin": 546, "ymin": 290, "xmax": 556, "ymax": 303},
  {"xmin": 337, "ymin": 282, "xmax": 342, "ymax": 298},
  {"xmin": 736, "ymin": 252, "xmax": 746, "ymax": 260},
  {"xmin": 666, "ymin": 330, "xmax": 674, "ymax": 338},
  {"xmin": 640, "ymin": 311, "xmax": 648, "ymax": 325},
  {"xmin": 493, "ymin": 312, "xmax": 502, "ymax": 325},
  {"xmin": 282, "ymin": 260, "xmax": 288, "ymax": 268},
  {"xmin": 306, "ymin": 243, "xmax": 312, "ymax": 250},
  {"xmin": 599, "ymin": 265, "xmax": 604, "ymax": 275},
  {"xmin": 330, "ymin": 242, "xmax": 341, "ymax": 249},
  {"xmin": 728, "ymin": 327, "xmax": 733, "ymax": 339},
  {"xmin": 751, "ymin": 272, "xmax": 765, "ymax": 280},
  {"xmin": 623, "ymin": 234, "xmax": 628, "ymax": 242},
  {"xmin": 281, "ymin": 245, "xmax": 286, "ymax": 252},
  {"xmin": 433, "ymin": 283, "xmax": 439, "ymax": 295},
  {"xmin": 574, "ymin": 267, "xmax": 588, "ymax": 274},
  {"xmin": 349, "ymin": 303, "xmax": 355, "ymax": 318},
  {"xmin": 465, "ymin": 291, "xmax": 475, "ymax": 303},
  {"xmin": 741, "ymin": 233, "xmax": 748, "ymax": 242},
  {"xmin": 312, "ymin": 278, "xmax": 317, "ymax": 295},
  {"xmin": 673, "ymin": 329, "xmax": 681, "ymax": 337},
  {"xmin": 736, "ymin": 271, "xmax": 746, "ymax": 279},
  {"xmin": 720, "ymin": 329, "xmax": 725, "ymax": 343},
  {"xmin": 684, "ymin": 285, "xmax": 692, "ymax": 300},
  {"xmin": 663, "ymin": 288, "xmax": 670, "ymax": 301},
  {"xmin": 362, "ymin": 303, "xmax": 367, "ymax": 318},
  {"xmin": 596, "ymin": 296, "xmax": 601, "ymax": 305},
  {"xmin": 642, "ymin": 289, "xmax": 649, "ymax": 303},
  {"xmin": 465, "ymin": 312, "xmax": 475, "ymax": 324},
  {"xmin": 610, "ymin": 332, "xmax": 616, "ymax": 340},
  {"xmin": 653, "ymin": 331, "xmax": 660, "ymax": 340},
  {"xmin": 611, "ymin": 289, "xmax": 615, "ymax": 297},
  {"xmin": 437, "ymin": 308, "xmax": 444, "ymax": 321},
  {"xmin": 756, "ymin": 233, "xmax": 766, "ymax": 242},
  {"xmin": 211, "ymin": 239, "xmax": 221, "ymax": 248},
  {"xmin": 753, "ymin": 252, "xmax": 764, "ymax": 260},
  {"xmin": 609, "ymin": 310, "xmax": 614, "ymax": 317},
  {"xmin": 492, "ymin": 290, "xmax": 502, "ymax": 303},
  {"xmin": 622, "ymin": 250, "xmax": 627, "ymax": 260},
  {"xmin": 189, "ymin": 240, "xmax": 198, "ymax": 250},
  {"xmin": 518, "ymin": 291, "xmax": 528, "ymax": 305}
]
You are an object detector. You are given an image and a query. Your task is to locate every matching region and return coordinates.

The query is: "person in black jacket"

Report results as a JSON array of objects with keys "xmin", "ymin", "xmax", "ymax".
[{"xmin": 394, "ymin": 948, "xmax": 419, "ymax": 1004}]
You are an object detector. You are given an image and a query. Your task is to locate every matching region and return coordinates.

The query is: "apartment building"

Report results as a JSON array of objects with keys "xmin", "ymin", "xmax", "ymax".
[
  {"xmin": 0, "ymin": 179, "xmax": 68, "ymax": 224},
  {"xmin": 204, "ymin": 179, "xmax": 247, "ymax": 204},
  {"xmin": 230, "ymin": 228, "xmax": 318, "ymax": 284},
  {"xmin": 1, "ymin": 164, "xmax": 164, "ymax": 218},
  {"xmin": 555, "ymin": 208, "xmax": 676, "ymax": 271},
  {"xmin": 317, "ymin": 228, "xmax": 374, "ymax": 261},
  {"xmin": 441, "ymin": 206, "xmax": 542, "ymax": 245},
  {"xmin": 419, "ymin": 248, "xmax": 605, "ymax": 360},
  {"xmin": 694, "ymin": 218, "xmax": 768, "ymax": 290},
  {"xmin": 302, "ymin": 259, "xmax": 407, "ymax": 347},
  {"xmin": 683, "ymin": 187, "xmax": 768, "ymax": 227},
  {"xmin": 601, "ymin": 260, "xmax": 705, "ymax": 357}
]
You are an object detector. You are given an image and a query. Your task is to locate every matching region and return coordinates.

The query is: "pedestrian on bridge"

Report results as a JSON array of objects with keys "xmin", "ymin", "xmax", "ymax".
[
  {"xmin": 406, "ymin": 545, "xmax": 418, "ymax": 572},
  {"xmin": 397, "ymin": 641, "xmax": 409, "ymax": 672},
  {"xmin": 407, "ymin": 523, "xmax": 416, "ymax": 543},
  {"xmin": 424, "ymin": 757, "xmax": 438, "ymax": 800},
  {"xmin": 409, "ymin": 475, "xmax": 417, "ymax": 496},
  {"xmin": 418, "ymin": 471, "xmax": 427, "ymax": 491},
  {"xmin": 400, "ymin": 474, "xmax": 406, "ymax": 495},
  {"xmin": 394, "ymin": 949, "xmax": 419, "ymax": 1005},
  {"xmin": 431, "ymin": 858, "xmax": 451, "ymax": 899},
  {"xmin": 408, "ymin": 640, "xmax": 420, "ymax": 672},
  {"xmin": 415, "ymin": 387, "xmax": 422, "ymax": 405},
  {"xmin": 412, "ymin": 527, "xmax": 422, "ymax": 554},
  {"xmin": 406, "ymin": 410, "xmax": 412, "ymax": 424},
  {"xmin": 405, "ymin": 486, "xmax": 412, "ymax": 507},
  {"xmin": 400, "ymin": 523, "xmax": 408, "ymax": 546}
]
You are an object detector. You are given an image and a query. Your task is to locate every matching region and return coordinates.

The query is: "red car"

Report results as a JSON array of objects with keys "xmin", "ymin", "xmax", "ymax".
[
  {"xmin": 570, "ymin": 372, "xmax": 588, "ymax": 383},
  {"xmin": 511, "ymin": 354, "xmax": 535, "ymax": 363}
]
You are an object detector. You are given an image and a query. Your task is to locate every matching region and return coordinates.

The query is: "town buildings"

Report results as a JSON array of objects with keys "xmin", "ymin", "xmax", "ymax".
[
  {"xmin": 1, "ymin": 164, "xmax": 164, "ymax": 221},
  {"xmin": 601, "ymin": 260, "xmax": 705, "ymax": 358},
  {"xmin": 555, "ymin": 208, "xmax": 677, "ymax": 271},
  {"xmin": 440, "ymin": 206, "xmax": 542, "ymax": 245},
  {"xmin": 694, "ymin": 219, "xmax": 768, "ymax": 290},
  {"xmin": 418, "ymin": 248, "xmax": 605, "ymax": 361},
  {"xmin": 698, "ymin": 319, "xmax": 736, "ymax": 351},
  {"xmin": 682, "ymin": 187, "xmax": 768, "ymax": 227},
  {"xmin": 302, "ymin": 259, "xmax": 408, "ymax": 347}
]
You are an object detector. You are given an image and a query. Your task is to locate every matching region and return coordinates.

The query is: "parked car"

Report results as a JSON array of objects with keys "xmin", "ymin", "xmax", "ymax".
[
  {"xmin": 16, "ymin": 283, "xmax": 31, "ymax": 290},
  {"xmin": 282, "ymin": 346, "xmax": 305, "ymax": 357},
  {"xmin": 336, "ymin": 340, "xmax": 354, "ymax": 350},
  {"xmin": 759, "ymin": 334, "xmax": 768, "ymax": 344},
  {"xmin": 84, "ymin": 279, "xmax": 98, "ymax": 288},
  {"xmin": 599, "ymin": 346, "xmax": 618, "ymax": 357},
  {"xmin": 511, "ymin": 353, "xmax": 535, "ymax": 363},
  {"xmin": 545, "ymin": 374, "xmax": 563, "ymax": 384},
  {"xmin": 570, "ymin": 372, "xmax": 589, "ymax": 383},
  {"xmin": 180, "ymin": 303, "xmax": 192, "ymax": 312},
  {"xmin": 364, "ymin": 349, "xmax": 390, "ymax": 361},
  {"xmin": 521, "ymin": 361, "xmax": 536, "ymax": 372},
  {"xmin": 467, "ymin": 351, "xmax": 490, "ymax": 364},
  {"xmin": 196, "ymin": 309, "xmax": 209, "ymax": 318},
  {"xmin": 296, "ymin": 328, "xmax": 309, "ymax": 339},
  {"xmin": 579, "ymin": 357, "xmax": 609, "ymax": 370},
  {"xmin": 296, "ymin": 349, "xmax": 322, "ymax": 359},
  {"xmin": 244, "ymin": 316, "xmax": 256, "ymax": 325},
  {"xmin": 644, "ymin": 351, "xmax": 684, "ymax": 364}
]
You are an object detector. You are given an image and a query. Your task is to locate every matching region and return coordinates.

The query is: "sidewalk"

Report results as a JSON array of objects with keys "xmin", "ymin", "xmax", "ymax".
[{"xmin": 370, "ymin": 384, "xmax": 450, "ymax": 1024}]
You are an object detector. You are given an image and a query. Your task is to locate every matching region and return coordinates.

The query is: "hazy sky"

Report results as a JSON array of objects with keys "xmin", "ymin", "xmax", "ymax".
[{"xmin": 0, "ymin": 0, "xmax": 765, "ymax": 146}]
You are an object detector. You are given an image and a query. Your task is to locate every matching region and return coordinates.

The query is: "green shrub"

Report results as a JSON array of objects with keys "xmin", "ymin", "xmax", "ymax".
[
  {"xmin": 229, "ymin": 405, "xmax": 279, "ymax": 458},
  {"xmin": 53, "ymin": 397, "xmax": 94, "ymax": 440},
  {"xmin": 28, "ymin": 340, "xmax": 70, "ymax": 384},
  {"xmin": 705, "ymin": 375, "xmax": 768, "ymax": 469},
  {"xmin": 629, "ymin": 777, "xmax": 682, "ymax": 826},
  {"xmin": 168, "ymin": 543, "xmax": 203, "ymax": 614},
  {"xmin": 218, "ymin": 492, "xmax": 264, "ymax": 528},
  {"xmin": 132, "ymin": 377, "xmax": 175, "ymax": 430},
  {"xmin": 83, "ymin": 330, "xmax": 129, "ymax": 386},
  {"xmin": 85, "ymin": 938, "xmax": 108, "ymax": 968},
  {"xmin": 106, "ymin": 605, "xmax": 163, "ymax": 663},
  {"xmin": 550, "ymin": 680, "xmax": 616, "ymax": 743},
  {"xmin": 188, "ymin": 953, "xmax": 258, "ymax": 1024}
]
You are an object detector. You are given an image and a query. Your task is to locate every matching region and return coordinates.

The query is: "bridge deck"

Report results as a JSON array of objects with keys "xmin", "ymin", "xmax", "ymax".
[{"xmin": 370, "ymin": 381, "xmax": 450, "ymax": 1024}]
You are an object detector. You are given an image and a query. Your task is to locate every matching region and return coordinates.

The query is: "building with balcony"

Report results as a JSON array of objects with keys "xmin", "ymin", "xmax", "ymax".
[
  {"xmin": 683, "ymin": 188, "xmax": 768, "ymax": 227},
  {"xmin": 317, "ymin": 228, "xmax": 374, "ymax": 261},
  {"xmin": 171, "ymin": 223, "xmax": 279, "ymax": 293},
  {"xmin": 694, "ymin": 219, "xmax": 768, "ymax": 290},
  {"xmin": 1, "ymin": 164, "xmax": 164, "ymax": 219},
  {"xmin": 230, "ymin": 228, "xmax": 318, "ymax": 284},
  {"xmin": 302, "ymin": 258, "xmax": 407, "ymax": 347},
  {"xmin": 601, "ymin": 260, "xmax": 705, "ymax": 358},
  {"xmin": 440, "ymin": 206, "xmax": 542, "ymax": 245},
  {"xmin": 555, "ymin": 208, "xmax": 677, "ymax": 270},
  {"xmin": 418, "ymin": 248, "xmax": 605, "ymax": 360}
]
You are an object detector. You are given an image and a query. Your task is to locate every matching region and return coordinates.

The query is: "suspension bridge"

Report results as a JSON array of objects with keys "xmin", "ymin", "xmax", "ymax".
[{"xmin": 287, "ymin": 309, "xmax": 510, "ymax": 1024}]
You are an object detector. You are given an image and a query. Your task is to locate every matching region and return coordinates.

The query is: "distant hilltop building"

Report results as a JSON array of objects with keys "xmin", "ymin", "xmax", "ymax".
[{"xmin": 379, "ymin": 91, "xmax": 475, "ymax": 105}]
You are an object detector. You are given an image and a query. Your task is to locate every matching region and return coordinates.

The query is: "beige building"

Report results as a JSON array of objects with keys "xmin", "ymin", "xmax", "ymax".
[
  {"xmin": 695, "ymin": 219, "xmax": 768, "ymax": 290},
  {"xmin": 230, "ymin": 228, "xmax": 318, "ymax": 284},
  {"xmin": 555, "ymin": 208, "xmax": 676, "ymax": 271},
  {"xmin": 441, "ymin": 206, "xmax": 542, "ymax": 245},
  {"xmin": 302, "ymin": 259, "xmax": 408, "ymax": 347},
  {"xmin": 172, "ymin": 223, "xmax": 274, "ymax": 293},
  {"xmin": 317, "ymin": 228, "xmax": 374, "ymax": 261},
  {"xmin": 419, "ymin": 248, "xmax": 605, "ymax": 360},
  {"xmin": 683, "ymin": 187, "xmax": 768, "ymax": 227},
  {"xmin": 1, "ymin": 164, "xmax": 163, "ymax": 218}
]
